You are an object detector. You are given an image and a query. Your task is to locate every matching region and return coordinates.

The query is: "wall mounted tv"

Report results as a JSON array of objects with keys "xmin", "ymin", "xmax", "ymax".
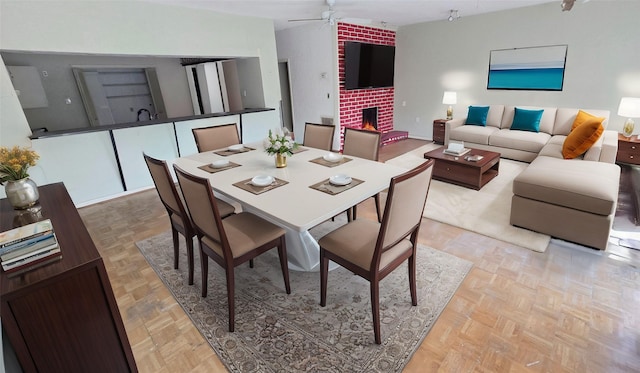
[{"xmin": 344, "ymin": 41, "xmax": 395, "ymax": 90}]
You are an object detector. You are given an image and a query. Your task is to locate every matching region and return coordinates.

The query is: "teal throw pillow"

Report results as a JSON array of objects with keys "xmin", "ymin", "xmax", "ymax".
[
  {"xmin": 465, "ymin": 106, "xmax": 490, "ymax": 126},
  {"xmin": 511, "ymin": 108, "xmax": 544, "ymax": 132}
]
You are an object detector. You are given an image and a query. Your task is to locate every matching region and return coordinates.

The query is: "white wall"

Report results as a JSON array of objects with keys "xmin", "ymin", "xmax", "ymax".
[
  {"xmin": 276, "ymin": 24, "xmax": 337, "ymax": 147},
  {"xmin": 0, "ymin": 0, "xmax": 282, "ymax": 147},
  {"xmin": 394, "ymin": 1, "xmax": 640, "ymax": 140}
]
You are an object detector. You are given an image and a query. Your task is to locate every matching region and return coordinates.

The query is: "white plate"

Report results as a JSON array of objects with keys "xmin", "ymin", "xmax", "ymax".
[
  {"xmin": 323, "ymin": 152, "xmax": 343, "ymax": 163},
  {"xmin": 251, "ymin": 175, "xmax": 274, "ymax": 187},
  {"xmin": 228, "ymin": 144, "xmax": 244, "ymax": 151},
  {"xmin": 211, "ymin": 159, "xmax": 230, "ymax": 168},
  {"xmin": 329, "ymin": 174, "xmax": 352, "ymax": 186}
]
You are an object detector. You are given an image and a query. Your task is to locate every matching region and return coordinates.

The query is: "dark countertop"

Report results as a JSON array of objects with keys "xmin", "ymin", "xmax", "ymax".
[{"xmin": 30, "ymin": 107, "xmax": 274, "ymax": 139}]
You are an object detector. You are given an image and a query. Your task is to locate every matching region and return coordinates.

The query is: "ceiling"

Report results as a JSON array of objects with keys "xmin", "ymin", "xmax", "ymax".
[{"xmin": 143, "ymin": 0, "xmax": 576, "ymax": 31}]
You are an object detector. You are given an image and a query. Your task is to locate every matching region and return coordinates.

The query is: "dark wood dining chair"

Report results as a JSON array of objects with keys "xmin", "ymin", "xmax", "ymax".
[
  {"xmin": 303, "ymin": 122, "xmax": 335, "ymax": 151},
  {"xmin": 318, "ymin": 159, "xmax": 435, "ymax": 344},
  {"xmin": 342, "ymin": 127, "xmax": 382, "ymax": 222},
  {"xmin": 173, "ymin": 164, "xmax": 291, "ymax": 332},
  {"xmin": 192, "ymin": 123, "xmax": 240, "ymax": 152},
  {"xmin": 143, "ymin": 153, "xmax": 235, "ymax": 285}
]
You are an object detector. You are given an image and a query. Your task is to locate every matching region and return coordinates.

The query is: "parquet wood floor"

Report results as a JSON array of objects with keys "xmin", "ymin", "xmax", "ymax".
[{"xmin": 77, "ymin": 138, "xmax": 640, "ymax": 372}]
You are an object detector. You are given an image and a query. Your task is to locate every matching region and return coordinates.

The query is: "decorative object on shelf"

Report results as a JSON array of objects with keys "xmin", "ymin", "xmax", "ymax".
[
  {"xmin": 618, "ymin": 97, "xmax": 640, "ymax": 138},
  {"xmin": 442, "ymin": 91, "xmax": 457, "ymax": 120},
  {"xmin": 0, "ymin": 146, "xmax": 40, "ymax": 209},
  {"xmin": 263, "ymin": 128, "xmax": 298, "ymax": 168}
]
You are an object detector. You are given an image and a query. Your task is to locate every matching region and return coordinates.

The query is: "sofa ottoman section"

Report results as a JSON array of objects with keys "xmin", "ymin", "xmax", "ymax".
[{"xmin": 510, "ymin": 156, "xmax": 620, "ymax": 250}]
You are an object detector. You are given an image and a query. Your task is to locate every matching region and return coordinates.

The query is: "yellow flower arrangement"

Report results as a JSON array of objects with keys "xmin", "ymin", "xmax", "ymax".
[{"xmin": 0, "ymin": 146, "xmax": 40, "ymax": 184}]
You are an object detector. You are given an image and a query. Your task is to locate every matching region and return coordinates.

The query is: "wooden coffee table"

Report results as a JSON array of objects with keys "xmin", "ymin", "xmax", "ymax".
[{"xmin": 424, "ymin": 147, "xmax": 500, "ymax": 190}]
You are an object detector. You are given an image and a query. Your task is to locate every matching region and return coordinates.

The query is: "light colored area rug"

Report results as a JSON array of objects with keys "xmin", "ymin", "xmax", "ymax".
[
  {"xmin": 386, "ymin": 144, "xmax": 551, "ymax": 253},
  {"xmin": 135, "ymin": 228, "xmax": 472, "ymax": 372}
]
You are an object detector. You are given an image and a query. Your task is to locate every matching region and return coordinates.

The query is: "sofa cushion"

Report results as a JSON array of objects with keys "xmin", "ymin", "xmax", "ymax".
[
  {"xmin": 511, "ymin": 108, "xmax": 544, "ymax": 132},
  {"xmin": 449, "ymin": 125, "xmax": 498, "ymax": 145},
  {"xmin": 562, "ymin": 118, "xmax": 604, "ymax": 159},
  {"xmin": 554, "ymin": 108, "xmax": 610, "ymax": 135},
  {"xmin": 466, "ymin": 106, "xmax": 490, "ymax": 126},
  {"xmin": 541, "ymin": 134, "xmax": 607, "ymax": 162},
  {"xmin": 571, "ymin": 110, "xmax": 606, "ymax": 131},
  {"xmin": 513, "ymin": 156, "xmax": 620, "ymax": 216},
  {"xmin": 464, "ymin": 106, "xmax": 489, "ymax": 126},
  {"xmin": 539, "ymin": 136, "xmax": 567, "ymax": 159},
  {"xmin": 502, "ymin": 106, "xmax": 557, "ymax": 134},
  {"xmin": 486, "ymin": 105, "xmax": 505, "ymax": 128},
  {"xmin": 489, "ymin": 128, "xmax": 551, "ymax": 153}
]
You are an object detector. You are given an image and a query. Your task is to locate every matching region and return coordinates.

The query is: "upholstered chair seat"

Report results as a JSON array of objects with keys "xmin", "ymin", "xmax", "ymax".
[
  {"xmin": 201, "ymin": 212, "xmax": 287, "ymax": 258},
  {"xmin": 318, "ymin": 219, "xmax": 413, "ymax": 270}
]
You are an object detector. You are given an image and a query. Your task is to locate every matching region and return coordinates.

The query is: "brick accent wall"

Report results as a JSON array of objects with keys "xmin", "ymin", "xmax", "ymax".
[{"xmin": 337, "ymin": 23, "xmax": 396, "ymax": 148}]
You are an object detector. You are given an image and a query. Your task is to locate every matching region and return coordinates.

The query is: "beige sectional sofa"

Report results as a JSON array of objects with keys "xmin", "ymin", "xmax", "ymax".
[{"xmin": 444, "ymin": 105, "xmax": 620, "ymax": 250}]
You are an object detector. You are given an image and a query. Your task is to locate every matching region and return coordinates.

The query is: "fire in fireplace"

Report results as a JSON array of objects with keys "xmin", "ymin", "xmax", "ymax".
[{"xmin": 362, "ymin": 107, "xmax": 378, "ymax": 131}]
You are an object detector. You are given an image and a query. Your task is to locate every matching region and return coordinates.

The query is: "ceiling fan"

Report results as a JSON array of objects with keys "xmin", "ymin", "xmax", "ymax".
[{"xmin": 288, "ymin": 0, "xmax": 339, "ymax": 26}]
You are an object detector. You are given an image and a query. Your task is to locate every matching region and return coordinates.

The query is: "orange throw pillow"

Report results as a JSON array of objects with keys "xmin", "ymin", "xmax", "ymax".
[
  {"xmin": 562, "ymin": 117, "xmax": 604, "ymax": 159},
  {"xmin": 571, "ymin": 110, "xmax": 605, "ymax": 131}
]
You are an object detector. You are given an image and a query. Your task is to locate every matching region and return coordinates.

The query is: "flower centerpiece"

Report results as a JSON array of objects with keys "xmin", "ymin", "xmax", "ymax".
[
  {"xmin": 263, "ymin": 128, "xmax": 298, "ymax": 168},
  {"xmin": 0, "ymin": 146, "xmax": 41, "ymax": 209}
]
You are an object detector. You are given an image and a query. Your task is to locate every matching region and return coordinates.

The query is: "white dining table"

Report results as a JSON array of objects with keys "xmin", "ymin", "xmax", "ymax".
[{"xmin": 172, "ymin": 142, "xmax": 407, "ymax": 272}]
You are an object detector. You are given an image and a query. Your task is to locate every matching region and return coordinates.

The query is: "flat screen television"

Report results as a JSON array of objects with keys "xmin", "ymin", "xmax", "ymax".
[{"xmin": 344, "ymin": 41, "xmax": 395, "ymax": 90}]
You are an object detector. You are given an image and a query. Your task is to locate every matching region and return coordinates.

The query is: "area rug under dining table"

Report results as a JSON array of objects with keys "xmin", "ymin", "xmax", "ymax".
[{"xmin": 135, "ymin": 219, "xmax": 472, "ymax": 372}]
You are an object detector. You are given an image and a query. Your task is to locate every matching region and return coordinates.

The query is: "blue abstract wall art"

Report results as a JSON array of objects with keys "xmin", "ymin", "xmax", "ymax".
[{"xmin": 487, "ymin": 45, "xmax": 568, "ymax": 91}]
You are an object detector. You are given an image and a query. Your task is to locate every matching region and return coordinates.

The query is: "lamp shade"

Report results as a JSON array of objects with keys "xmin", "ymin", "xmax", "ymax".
[
  {"xmin": 618, "ymin": 97, "xmax": 640, "ymax": 118},
  {"xmin": 442, "ymin": 91, "xmax": 457, "ymax": 105}
]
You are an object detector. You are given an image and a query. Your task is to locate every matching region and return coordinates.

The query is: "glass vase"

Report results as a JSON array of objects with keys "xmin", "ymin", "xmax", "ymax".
[
  {"xmin": 4, "ymin": 177, "xmax": 39, "ymax": 210},
  {"xmin": 275, "ymin": 153, "xmax": 287, "ymax": 168}
]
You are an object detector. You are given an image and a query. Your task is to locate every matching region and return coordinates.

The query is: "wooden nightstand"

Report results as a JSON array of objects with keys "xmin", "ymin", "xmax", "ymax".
[
  {"xmin": 433, "ymin": 119, "xmax": 447, "ymax": 145},
  {"xmin": 617, "ymin": 134, "xmax": 640, "ymax": 165},
  {"xmin": 617, "ymin": 134, "xmax": 640, "ymax": 225}
]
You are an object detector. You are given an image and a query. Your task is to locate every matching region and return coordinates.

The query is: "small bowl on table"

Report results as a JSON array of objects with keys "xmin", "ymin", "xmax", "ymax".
[
  {"xmin": 211, "ymin": 159, "xmax": 230, "ymax": 169},
  {"xmin": 323, "ymin": 152, "xmax": 343, "ymax": 163},
  {"xmin": 329, "ymin": 174, "xmax": 352, "ymax": 186}
]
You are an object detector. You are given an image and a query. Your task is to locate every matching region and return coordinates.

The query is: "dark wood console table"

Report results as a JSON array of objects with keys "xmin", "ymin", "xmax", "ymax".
[{"xmin": 0, "ymin": 183, "xmax": 137, "ymax": 372}]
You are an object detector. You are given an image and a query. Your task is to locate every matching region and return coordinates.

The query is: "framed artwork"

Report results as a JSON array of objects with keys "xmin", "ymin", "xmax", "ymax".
[{"xmin": 487, "ymin": 45, "xmax": 568, "ymax": 91}]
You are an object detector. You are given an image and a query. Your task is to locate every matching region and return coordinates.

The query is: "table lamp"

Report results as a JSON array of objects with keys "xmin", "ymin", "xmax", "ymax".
[
  {"xmin": 442, "ymin": 91, "xmax": 457, "ymax": 120},
  {"xmin": 618, "ymin": 97, "xmax": 640, "ymax": 138}
]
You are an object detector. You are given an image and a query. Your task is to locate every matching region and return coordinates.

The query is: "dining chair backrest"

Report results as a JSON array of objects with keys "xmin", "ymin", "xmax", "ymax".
[
  {"xmin": 192, "ymin": 123, "xmax": 240, "ymax": 152},
  {"xmin": 143, "ymin": 153, "xmax": 190, "ymax": 226},
  {"xmin": 173, "ymin": 165, "xmax": 228, "ymax": 253},
  {"xmin": 303, "ymin": 123, "xmax": 335, "ymax": 151},
  {"xmin": 375, "ymin": 159, "xmax": 434, "ymax": 259},
  {"xmin": 342, "ymin": 127, "xmax": 381, "ymax": 161}
]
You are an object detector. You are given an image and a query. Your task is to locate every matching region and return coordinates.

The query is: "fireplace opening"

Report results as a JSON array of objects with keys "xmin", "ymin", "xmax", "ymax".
[{"xmin": 362, "ymin": 107, "xmax": 378, "ymax": 131}]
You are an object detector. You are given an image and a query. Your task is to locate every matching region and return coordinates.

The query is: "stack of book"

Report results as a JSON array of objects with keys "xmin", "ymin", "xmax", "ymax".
[{"xmin": 0, "ymin": 219, "xmax": 62, "ymax": 274}]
